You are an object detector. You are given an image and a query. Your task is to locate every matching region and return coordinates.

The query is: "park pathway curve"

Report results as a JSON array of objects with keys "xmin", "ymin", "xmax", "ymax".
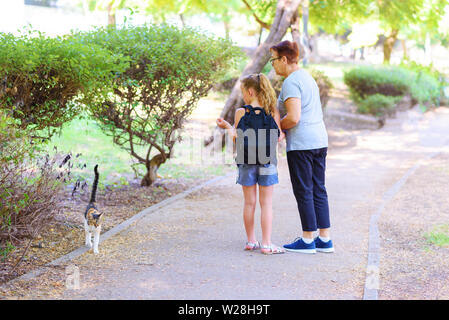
[{"xmin": 3, "ymin": 106, "xmax": 449, "ymax": 300}]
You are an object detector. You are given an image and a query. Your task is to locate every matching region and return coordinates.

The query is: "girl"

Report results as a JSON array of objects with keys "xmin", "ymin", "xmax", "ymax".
[{"xmin": 216, "ymin": 73, "xmax": 285, "ymax": 255}]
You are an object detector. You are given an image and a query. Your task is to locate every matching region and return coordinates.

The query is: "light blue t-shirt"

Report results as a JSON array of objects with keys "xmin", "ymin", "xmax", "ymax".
[{"xmin": 277, "ymin": 69, "xmax": 328, "ymax": 151}]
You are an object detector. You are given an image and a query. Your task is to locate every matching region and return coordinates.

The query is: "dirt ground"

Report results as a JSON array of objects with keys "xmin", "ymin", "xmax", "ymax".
[{"xmin": 379, "ymin": 152, "xmax": 449, "ymax": 299}]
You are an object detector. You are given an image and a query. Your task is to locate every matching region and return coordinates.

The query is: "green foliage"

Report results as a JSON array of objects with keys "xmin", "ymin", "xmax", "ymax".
[
  {"xmin": 0, "ymin": 241, "xmax": 15, "ymax": 262},
  {"xmin": 0, "ymin": 30, "xmax": 126, "ymax": 140},
  {"xmin": 356, "ymin": 94, "xmax": 400, "ymax": 117},
  {"xmin": 344, "ymin": 66, "xmax": 410, "ymax": 102},
  {"xmin": 343, "ymin": 65, "xmax": 441, "ymax": 108},
  {"xmin": 400, "ymin": 60, "xmax": 447, "ymax": 105},
  {"xmin": 242, "ymin": 0, "xmax": 277, "ymax": 26},
  {"xmin": 73, "ymin": 24, "xmax": 242, "ymax": 185},
  {"xmin": 309, "ymin": 0, "xmax": 373, "ymax": 34},
  {"xmin": 425, "ymin": 224, "xmax": 449, "ymax": 247}
]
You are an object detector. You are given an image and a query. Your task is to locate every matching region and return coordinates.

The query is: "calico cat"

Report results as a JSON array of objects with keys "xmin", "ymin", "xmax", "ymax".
[{"xmin": 84, "ymin": 164, "xmax": 104, "ymax": 254}]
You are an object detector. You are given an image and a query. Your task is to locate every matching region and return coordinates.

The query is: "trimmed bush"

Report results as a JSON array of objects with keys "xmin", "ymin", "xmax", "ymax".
[
  {"xmin": 356, "ymin": 94, "xmax": 400, "ymax": 117},
  {"xmin": 343, "ymin": 66, "xmax": 410, "ymax": 102},
  {"xmin": 0, "ymin": 31, "xmax": 126, "ymax": 140},
  {"xmin": 73, "ymin": 24, "xmax": 242, "ymax": 186},
  {"xmin": 344, "ymin": 65, "xmax": 442, "ymax": 116},
  {"xmin": 400, "ymin": 61, "xmax": 443, "ymax": 106}
]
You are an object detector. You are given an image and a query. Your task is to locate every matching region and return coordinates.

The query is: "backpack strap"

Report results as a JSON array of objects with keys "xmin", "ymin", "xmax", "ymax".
[
  {"xmin": 242, "ymin": 105, "xmax": 252, "ymax": 125},
  {"xmin": 251, "ymin": 107, "xmax": 269, "ymax": 125},
  {"xmin": 243, "ymin": 104, "xmax": 254, "ymax": 113}
]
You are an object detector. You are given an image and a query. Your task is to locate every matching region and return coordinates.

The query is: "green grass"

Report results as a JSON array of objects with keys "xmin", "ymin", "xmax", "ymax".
[
  {"xmin": 43, "ymin": 116, "xmax": 137, "ymax": 188},
  {"xmin": 424, "ymin": 224, "xmax": 449, "ymax": 248}
]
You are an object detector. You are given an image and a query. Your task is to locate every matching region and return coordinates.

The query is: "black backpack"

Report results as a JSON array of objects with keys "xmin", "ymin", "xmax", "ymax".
[{"xmin": 235, "ymin": 105, "xmax": 280, "ymax": 165}]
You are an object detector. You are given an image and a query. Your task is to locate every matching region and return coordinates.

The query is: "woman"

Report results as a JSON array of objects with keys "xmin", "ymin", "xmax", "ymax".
[{"xmin": 269, "ymin": 40, "xmax": 334, "ymax": 254}]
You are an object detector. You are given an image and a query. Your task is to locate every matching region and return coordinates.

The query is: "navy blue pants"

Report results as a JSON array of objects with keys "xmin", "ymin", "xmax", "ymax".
[{"xmin": 286, "ymin": 148, "xmax": 330, "ymax": 232}]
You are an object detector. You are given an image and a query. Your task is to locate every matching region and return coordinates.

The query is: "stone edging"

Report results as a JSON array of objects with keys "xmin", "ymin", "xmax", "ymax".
[
  {"xmin": 2, "ymin": 171, "xmax": 234, "ymax": 286},
  {"xmin": 363, "ymin": 150, "xmax": 444, "ymax": 300}
]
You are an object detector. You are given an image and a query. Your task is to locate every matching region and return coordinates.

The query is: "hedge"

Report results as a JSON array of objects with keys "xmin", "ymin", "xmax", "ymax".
[
  {"xmin": 343, "ymin": 65, "xmax": 441, "ymax": 117},
  {"xmin": 0, "ymin": 30, "xmax": 127, "ymax": 139}
]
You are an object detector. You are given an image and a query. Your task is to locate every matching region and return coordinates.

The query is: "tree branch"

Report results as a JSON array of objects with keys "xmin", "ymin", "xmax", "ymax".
[{"xmin": 241, "ymin": 0, "xmax": 272, "ymax": 30}]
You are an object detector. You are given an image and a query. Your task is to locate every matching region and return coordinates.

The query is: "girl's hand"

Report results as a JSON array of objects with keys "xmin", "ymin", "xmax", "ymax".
[
  {"xmin": 278, "ymin": 130, "xmax": 285, "ymax": 143},
  {"xmin": 216, "ymin": 118, "xmax": 231, "ymax": 129}
]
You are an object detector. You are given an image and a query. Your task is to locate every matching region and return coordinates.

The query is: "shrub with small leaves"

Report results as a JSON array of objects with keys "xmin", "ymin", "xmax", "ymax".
[
  {"xmin": 74, "ymin": 24, "xmax": 242, "ymax": 186},
  {"xmin": 356, "ymin": 94, "xmax": 400, "ymax": 118},
  {"xmin": 343, "ymin": 65, "xmax": 441, "ymax": 108},
  {"xmin": 0, "ymin": 30, "xmax": 127, "ymax": 140}
]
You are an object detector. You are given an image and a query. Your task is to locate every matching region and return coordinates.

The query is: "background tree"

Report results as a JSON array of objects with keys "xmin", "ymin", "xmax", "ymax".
[
  {"xmin": 80, "ymin": 0, "xmax": 131, "ymax": 26},
  {"xmin": 76, "ymin": 24, "xmax": 241, "ymax": 186},
  {"xmin": 206, "ymin": 0, "xmax": 302, "ymax": 149},
  {"xmin": 400, "ymin": 0, "xmax": 448, "ymax": 62}
]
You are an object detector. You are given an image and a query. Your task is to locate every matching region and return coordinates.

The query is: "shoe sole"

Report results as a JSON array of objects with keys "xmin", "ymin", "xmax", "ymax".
[
  {"xmin": 316, "ymin": 247, "xmax": 335, "ymax": 253},
  {"xmin": 284, "ymin": 248, "xmax": 316, "ymax": 254}
]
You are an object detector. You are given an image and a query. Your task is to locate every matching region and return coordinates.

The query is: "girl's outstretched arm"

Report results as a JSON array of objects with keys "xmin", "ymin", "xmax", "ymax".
[{"xmin": 216, "ymin": 108, "xmax": 246, "ymax": 143}]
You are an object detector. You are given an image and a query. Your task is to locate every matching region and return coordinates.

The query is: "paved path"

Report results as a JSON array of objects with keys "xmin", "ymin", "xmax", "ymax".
[{"xmin": 4, "ymin": 106, "xmax": 449, "ymax": 300}]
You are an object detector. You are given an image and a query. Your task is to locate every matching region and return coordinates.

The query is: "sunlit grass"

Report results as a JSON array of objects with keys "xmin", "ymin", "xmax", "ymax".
[
  {"xmin": 424, "ymin": 224, "xmax": 449, "ymax": 248},
  {"xmin": 307, "ymin": 61, "xmax": 354, "ymax": 88}
]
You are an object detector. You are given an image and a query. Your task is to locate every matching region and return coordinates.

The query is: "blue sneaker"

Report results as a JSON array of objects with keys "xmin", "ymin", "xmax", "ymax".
[
  {"xmin": 283, "ymin": 237, "xmax": 316, "ymax": 254},
  {"xmin": 314, "ymin": 237, "xmax": 335, "ymax": 253}
]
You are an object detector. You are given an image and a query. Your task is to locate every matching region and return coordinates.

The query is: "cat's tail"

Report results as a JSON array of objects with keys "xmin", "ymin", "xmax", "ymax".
[{"xmin": 90, "ymin": 164, "xmax": 99, "ymax": 203}]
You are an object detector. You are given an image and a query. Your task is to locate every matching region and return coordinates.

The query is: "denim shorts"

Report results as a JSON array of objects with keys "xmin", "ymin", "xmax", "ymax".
[{"xmin": 236, "ymin": 163, "xmax": 279, "ymax": 186}]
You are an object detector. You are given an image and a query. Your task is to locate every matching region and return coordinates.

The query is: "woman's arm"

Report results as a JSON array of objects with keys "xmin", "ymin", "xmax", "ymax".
[
  {"xmin": 273, "ymin": 107, "xmax": 285, "ymax": 142},
  {"xmin": 280, "ymin": 97, "xmax": 301, "ymax": 130}
]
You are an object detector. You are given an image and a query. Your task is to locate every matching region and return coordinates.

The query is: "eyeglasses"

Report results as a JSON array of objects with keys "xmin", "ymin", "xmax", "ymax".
[{"xmin": 269, "ymin": 57, "xmax": 282, "ymax": 65}]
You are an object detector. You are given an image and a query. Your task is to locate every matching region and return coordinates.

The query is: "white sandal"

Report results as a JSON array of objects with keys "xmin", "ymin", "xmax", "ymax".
[
  {"xmin": 260, "ymin": 244, "xmax": 286, "ymax": 255},
  {"xmin": 244, "ymin": 241, "xmax": 261, "ymax": 251}
]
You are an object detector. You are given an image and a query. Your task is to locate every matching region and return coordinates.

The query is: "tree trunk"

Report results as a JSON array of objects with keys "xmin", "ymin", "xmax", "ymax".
[
  {"xmin": 141, "ymin": 153, "xmax": 166, "ymax": 187},
  {"xmin": 424, "ymin": 33, "xmax": 432, "ymax": 63},
  {"xmin": 401, "ymin": 39, "xmax": 407, "ymax": 60},
  {"xmin": 224, "ymin": 20, "xmax": 230, "ymax": 40},
  {"xmin": 383, "ymin": 29, "xmax": 398, "ymax": 64},
  {"xmin": 301, "ymin": 0, "xmax": 310, "ymax": 66},
  {"xmin": 107, "ymin": 2, "xmax": 116, "ymax": 26},
  {"xmin": 258, "ymin": 26, "xmax": 263, "ymax": 46},
  {"xmin": 205, "ymin": 0, "xmax": 303, "ymax": 149},
  {"xmin": 290, "ymin": 9, "xmax": 306, "ymax": 62},
  {"xmin": 180, "ymin": 14, "xmax": 186, "ymax": 28},
  {"xmin": 308, "ymin": 33, "xmax": 319, "ymax": 63}
]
